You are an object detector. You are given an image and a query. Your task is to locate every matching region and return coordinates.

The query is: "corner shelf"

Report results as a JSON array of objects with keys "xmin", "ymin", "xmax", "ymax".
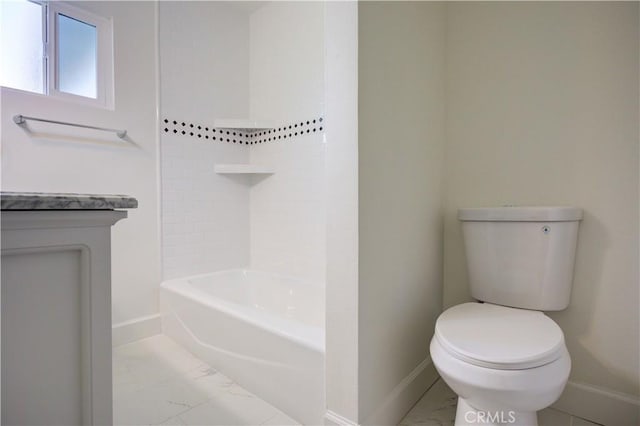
[
  {"xmin": 214, "ymin": 164, "xmax": 275, "ymax": 175},
  {"xmin": 213, "ymin": 119, "xmax": 275, "ymax": 132}
]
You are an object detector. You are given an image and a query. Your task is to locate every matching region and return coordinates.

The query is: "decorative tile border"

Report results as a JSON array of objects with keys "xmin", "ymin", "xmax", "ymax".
[
  {"xmin": 248, "ymin": 117, "xmax": 324, "ymax": 145},
  {"xmin": 162, "ymin": 119, "xmax": 248, "ymax": 144},
  {"xmin": 162, "ymin": 116, "xmax": 324, "ymax": 145}
]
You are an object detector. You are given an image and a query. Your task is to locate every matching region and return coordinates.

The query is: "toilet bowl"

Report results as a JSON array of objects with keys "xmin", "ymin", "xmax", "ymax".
[
  {"xmin": 432, "ymin": 207, "xmax": 582, "ymax": 425},
  {"xmin": 430, "ymin": 303, "xmax": 571, "ymax": 426}
]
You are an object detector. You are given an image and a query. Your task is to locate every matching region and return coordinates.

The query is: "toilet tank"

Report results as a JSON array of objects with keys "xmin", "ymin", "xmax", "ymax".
[{"xmin": 458, "ymin": 207, "xmax": 582, "ymax": 311}]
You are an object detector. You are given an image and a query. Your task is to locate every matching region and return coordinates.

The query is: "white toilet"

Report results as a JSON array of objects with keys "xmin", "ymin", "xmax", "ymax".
[{"xmin": 431, "ymin": 206, "xmax": 582, "ymax": 426}]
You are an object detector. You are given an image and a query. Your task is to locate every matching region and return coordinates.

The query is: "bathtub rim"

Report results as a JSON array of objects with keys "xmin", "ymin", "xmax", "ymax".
[{"xmin": 161, "ymin": 268, "xmax": 325, "ymax": 353}]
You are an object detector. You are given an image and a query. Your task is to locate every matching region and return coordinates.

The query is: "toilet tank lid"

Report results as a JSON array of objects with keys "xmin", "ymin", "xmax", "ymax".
[{"xmin": 458, "ymin": 206, "xmax": 583, "ymax": 222}]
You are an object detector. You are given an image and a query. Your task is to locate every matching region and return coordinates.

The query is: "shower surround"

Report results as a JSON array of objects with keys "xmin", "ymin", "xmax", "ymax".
[{"xmin": 159, "ymin": 2, "xmax": 326, "ymax": 423}]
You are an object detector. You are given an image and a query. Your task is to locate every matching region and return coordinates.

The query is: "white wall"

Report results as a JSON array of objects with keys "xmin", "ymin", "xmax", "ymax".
[
  {"xmin": 444, "ymin": 1, "xmax": 639, "ymax": 422},
  {"xmin": 324, "ymin": 2, "xmax": 360, "ymax": 424},
  {"xmin": 159, "ymin": 2, "xmax": 251, "ymax": 280},
  {"xmin": 249, "ymin": 2, "xmax": 326, "ymax": 283},
  {"xmin": 357, "ymin": 2, "xmax": 445, "ymax": 424},
  {"xmin": 0, "ymin": 1, "xmax": 161, "ymax": 327}
]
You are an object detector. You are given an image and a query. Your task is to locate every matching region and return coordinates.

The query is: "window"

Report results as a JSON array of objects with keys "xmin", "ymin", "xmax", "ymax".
[{"xmin": 0, "ymin": 0, "xmax": 113, "ymax": 107}]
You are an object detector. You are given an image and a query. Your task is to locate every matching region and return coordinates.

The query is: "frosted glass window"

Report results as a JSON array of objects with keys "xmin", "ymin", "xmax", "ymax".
[
  {"xmin": 0, "ymin": 1, "xmax": 111, "ymax": 106},
  {"xmin": 57, "ymin": 13, "xmax": 97, "ymax": 98},
  {"xmin": 0, "ymin": 0, "xmax": 44, "ymax": 94}
]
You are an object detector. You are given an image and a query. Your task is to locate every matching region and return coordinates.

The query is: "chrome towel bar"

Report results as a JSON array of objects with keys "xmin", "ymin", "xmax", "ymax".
[{"xmin": 13, "ymin": 114, "xmax": 127, "ymax": 139}]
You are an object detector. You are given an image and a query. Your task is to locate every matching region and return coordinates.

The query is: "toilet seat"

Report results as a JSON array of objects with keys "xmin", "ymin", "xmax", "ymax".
[{"xmin": 435, "ymin": 302, "xmax": 565, "ymax": 370}]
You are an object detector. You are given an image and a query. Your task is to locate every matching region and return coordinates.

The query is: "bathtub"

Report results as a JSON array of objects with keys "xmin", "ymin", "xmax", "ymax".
[{"xmin": 160, "ymin": 269, "xmax": 325, "ymax": 425}]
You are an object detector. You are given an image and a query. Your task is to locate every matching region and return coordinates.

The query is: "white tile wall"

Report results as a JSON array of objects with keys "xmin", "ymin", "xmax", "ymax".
[
  {"xmin": 160, "ymin": 2, "xmax": 327, "ymax": 283},
  {"xmin": 250, "ymin": 134, "xmax": 326, "ymax": 281},
  {"xmin": 159, "ymin": 2, "xmax": 251, "ymax": 280},
  {"xmin": 249, "ymin": 2, "xmax": 326, "ymax": 283},
  {"xmin": 161, "ymin": 138, "xmax": 250, "ymax": 279}
]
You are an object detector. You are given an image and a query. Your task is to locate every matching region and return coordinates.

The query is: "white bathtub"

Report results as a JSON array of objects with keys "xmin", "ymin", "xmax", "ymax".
[{"xmin": 160, "ymin": 269, "xmax": 325, "ymax": 425}]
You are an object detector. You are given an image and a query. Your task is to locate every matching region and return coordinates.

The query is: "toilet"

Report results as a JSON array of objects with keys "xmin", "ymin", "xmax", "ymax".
[{"xmin": 431, "ymin": 206, "xmax": 582, "ymax": 426}]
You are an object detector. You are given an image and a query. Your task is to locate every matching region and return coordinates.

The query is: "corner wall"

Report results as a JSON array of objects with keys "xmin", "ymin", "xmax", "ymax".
[
  {"xmin": 444, "ymin": 2, "xmax": 639, "ymax": 423},
  {"xmin": 358, "ymin": 2, "xmax": 446, "ymax": 424},
  {"xmin": 324, "ymin": 1, "xmax": 360, "ymax": 424}
]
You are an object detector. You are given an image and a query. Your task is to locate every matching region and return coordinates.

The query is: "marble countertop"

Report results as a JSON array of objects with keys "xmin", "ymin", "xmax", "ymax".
[{"xmin": 1, "ymin": 192, "xmax": 138, "ymax": 210}]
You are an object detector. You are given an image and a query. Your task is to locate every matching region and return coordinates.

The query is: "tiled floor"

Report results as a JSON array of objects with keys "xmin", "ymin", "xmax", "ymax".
[
  {"xmin": 114, "ymin": 335, "xmax": 601, "ymax": 426},
  {"xmin": 113, "ymin": 335, "xmax": 298, "ymax": 425},
  {"xmin": 400, "ymin": 378, "xmax": 603, "ymax": 426}
]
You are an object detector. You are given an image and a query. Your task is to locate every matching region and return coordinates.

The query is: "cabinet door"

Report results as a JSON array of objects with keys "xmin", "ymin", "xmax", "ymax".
[{"xmin": 2, "ymin": 248, "xmax": 85, "ymax": 426}]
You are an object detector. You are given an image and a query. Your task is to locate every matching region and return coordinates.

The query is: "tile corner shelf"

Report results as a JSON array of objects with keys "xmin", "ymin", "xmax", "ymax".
[
  {"xmin": 214, "ymin": 164, "xmax": 275, "ymax": 174},
  {"xmin": 213, "ymin": 119, "xmax": 274, "ymax": 131}
]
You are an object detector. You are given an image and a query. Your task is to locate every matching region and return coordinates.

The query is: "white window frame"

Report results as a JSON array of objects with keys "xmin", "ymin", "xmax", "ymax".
[
  {"xmin": 1, "ymin": 0, "xmax": 114, "ymax": 108},
  {"xmin": 47, "ymin": 1, "xmax": 114, "ymax": 108}
]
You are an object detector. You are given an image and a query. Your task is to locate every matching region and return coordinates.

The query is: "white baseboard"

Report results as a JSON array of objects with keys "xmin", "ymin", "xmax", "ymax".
[
  {"xmin": 324, "ymin": 410, "xmax": 359, "ymax": 426},
  {"xmin": 552, "ymin": 380, "xmax": 640, "ymax": 426},
  {"xmin": 324, "ymin": 357, "xmax": 438, "ymax": 426},
  {"xmin": 363, "ymin": 356, "xmax": 438, "ymax": 425},
  {"xmin": 112, "ymin": 313, "xmax": 161, "ymax": 347}
]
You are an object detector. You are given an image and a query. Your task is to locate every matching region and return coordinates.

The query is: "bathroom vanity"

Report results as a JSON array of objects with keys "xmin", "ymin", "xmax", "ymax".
[{"xmin": 1, "ymin": 192, "xmax": 137, "ymax": 426}]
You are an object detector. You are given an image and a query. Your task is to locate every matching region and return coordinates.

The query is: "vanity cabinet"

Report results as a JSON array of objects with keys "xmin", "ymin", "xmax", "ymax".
[{"xmin": 1, "ymin": 192, "xmax": 137, "ymax": 426}]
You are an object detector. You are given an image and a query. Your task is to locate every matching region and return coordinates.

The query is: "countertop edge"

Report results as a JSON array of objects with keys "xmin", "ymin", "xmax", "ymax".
[{"xmin": 1, "ymin": 192, "xmax": 138, "ymax": 210}]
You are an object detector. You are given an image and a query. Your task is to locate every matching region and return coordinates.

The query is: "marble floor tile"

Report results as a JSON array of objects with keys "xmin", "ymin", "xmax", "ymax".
[
  {"xmin": 182, "ymin": 364, "xmax": 232, "ymax": 395},
  {"xmin": 260, "ymin": 411, "xmax": 302, "ymax": 426},
  {"xmin": 570, "ymin": 417, "xmax": 602, "ymax": 426},
  {"xmin": 113, "ymin": 375, "xmax": 211, "ymax": 425},
  {"xmin": 400, "ymin": 379, "xmax": 457, "ymax": 426},
  {"xmin": 538, "ymin": 407, "xmax": 572, "ymax": 426},
  {"xmin": 158, "ymin": 416, "xmax": 187, "ymax": 426},
  {"xmin": 401, "ymin": 378, "xmax": 603, "ymax": 426},
  {"xmin": 113, "ymin": 335, "xmax": 206, "ymax": 395},
  {"xmin": 113, "ymin": 335, "xmax": 298, "ymax": 426},
  {"xmin": 115, "ymin": 339, "xmax": 605, "ymax": 426},
  {"xmin": 177, "ymin": 391, "xmax": 282, "ymax": 426}
]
